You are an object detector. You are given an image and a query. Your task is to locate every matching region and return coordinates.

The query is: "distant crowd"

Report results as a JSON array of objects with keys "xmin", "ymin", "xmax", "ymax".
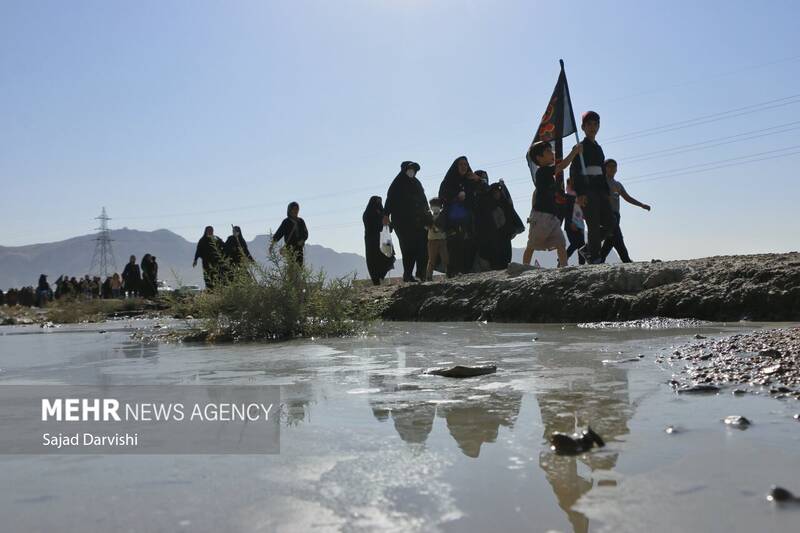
[{"xmin": 1, "ymin": 253, "xmax": 161, "ymax": 308}]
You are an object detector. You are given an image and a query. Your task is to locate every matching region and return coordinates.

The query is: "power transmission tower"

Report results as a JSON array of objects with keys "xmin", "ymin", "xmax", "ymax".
[{"xmin": 89, "ymin": 207, "xmax": 117, "ymax": 277}]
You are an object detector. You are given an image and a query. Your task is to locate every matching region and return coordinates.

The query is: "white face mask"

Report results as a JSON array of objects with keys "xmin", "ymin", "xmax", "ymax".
[{"xmin": 406, "ymin": 169, "xmax": 416, "ymax": 178}]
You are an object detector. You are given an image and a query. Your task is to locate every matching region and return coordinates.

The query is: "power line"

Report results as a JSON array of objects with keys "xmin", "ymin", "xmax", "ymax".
[
  {"xmin": 604, "ymin": 94, "xmax": 800, "ymax": 143},
  {"xmin": 621, "ymin": 120, "xmax": 800, "ymax": 162}
]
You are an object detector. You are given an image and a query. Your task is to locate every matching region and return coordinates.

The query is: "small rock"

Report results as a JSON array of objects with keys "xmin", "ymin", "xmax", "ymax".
[
  {"xmin": 793, "ymin": 413, "xmax": 799, "ymax": 421},
  {"xmin": 549, "ymin": 426, "xmax": 605, "ymax": 455},
  {"xmin": 732, "ymin": 389, "xmax": 747, "ymax": 396},
  {"xmin": 677, "ymin": 384, "xmax": 720, "ymax": 394},
  {"xmin": 763, "ymin": 364, "xmax": 782, "ymax": 375},
  {"xmin": 425, "ymin": 364, "xmax": 497, "ymax": 378},
  {"xmin": 767, "ymin": 486, "xmax": 795, "ymax": 502},
  {"xmin": 602, "ymin": 358, "xmax": 641, "ymax": 365},
  {"xmin": 694, "ymin": 334, "xmax": 707, "ymax": 339},
  {"xmin": 664, "ymin": 425, "xmax": 678, "ymax": 434},
  {"xmin": 759, "ymin": 348, "xmax": 781, "ymax": 358},
  {"xmin": 723, "ymin": 415, "xmax": 751, "ymax": 427}
]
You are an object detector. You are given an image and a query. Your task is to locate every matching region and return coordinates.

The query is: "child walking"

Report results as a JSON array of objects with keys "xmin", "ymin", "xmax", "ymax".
[
  {"xmin": 425, "ymin": 198, "xmax": 449, "ymax": 281},
  {"xmin": 522, "ymin": 141, "xmax": 583, "ymax": 267}
]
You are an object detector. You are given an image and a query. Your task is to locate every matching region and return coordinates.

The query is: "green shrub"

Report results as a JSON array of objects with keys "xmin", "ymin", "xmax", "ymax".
[{"xmin": 193, "ymin": 249, "xmax": 368, "ymax": 342}]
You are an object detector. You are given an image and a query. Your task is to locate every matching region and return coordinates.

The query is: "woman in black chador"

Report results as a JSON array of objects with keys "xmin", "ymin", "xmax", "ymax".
[
  {"xmin": 193, "ymin": 226, "xmax": 225, "ymax": 289},
  {"xmin": 383, "ymin": 161, "xmax": 429, "ymax": 282},
  {"xmin": 122, "ymin": 255, "xmax": 142, "ymax": 297},
  {"xmin": 270, "ymin": 202, "xmax": 309, "ymax": 265},
  {"xmin": 362, "ymin": 196, "xmax": 395, "ymax": 285},
  {"xmin": 438, "ymin": 156, "xmax": 483, "ymax": 276},
  {"xmin": 224, "ymin": 226, "xmax": 254, "ymax": 268},
  {"xmin": 475, "ymin": 181, "xmax": 524, "ymax": 270},
  {"xmin": 140, "ymin": 254, "xmax": 158, "ymax": 298}
]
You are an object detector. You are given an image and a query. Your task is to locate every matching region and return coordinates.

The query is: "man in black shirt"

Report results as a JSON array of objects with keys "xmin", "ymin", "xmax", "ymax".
[{"xmin": 569, "ymin": 111, "xmax": 616, "ymax": 264}]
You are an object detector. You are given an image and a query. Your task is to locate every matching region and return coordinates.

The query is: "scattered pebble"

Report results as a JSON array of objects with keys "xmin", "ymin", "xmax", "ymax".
[
  {"xmin": 577, "ymin": 317, "xmax": 711, "ymax": 329},
  {"xmin": 425, "ymin": 364, "xmax": 497, "ymax": 378},
  {"xmin": 676, "ymin": 384, "xmax": 720, "ymax": 394},
  {"xmin": 664, "ymin": 328, "xmax": 800, "ymax": 394},
  {"xmin": 723, "ymin": 415, "xmax": 751, "ymax": 428},
  {"xmin": 664, "ymin": 425, "xmax": 678, "ymax": 434},
  {"xmin": 767, "ymin": 486, "xmax": 796, "ymax": 503}
]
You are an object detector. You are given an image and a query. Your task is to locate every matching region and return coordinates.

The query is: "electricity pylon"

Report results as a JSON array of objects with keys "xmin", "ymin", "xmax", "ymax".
[{"xmin": 89, "ymin": 207, "xmax": 117, "ymax": 277}]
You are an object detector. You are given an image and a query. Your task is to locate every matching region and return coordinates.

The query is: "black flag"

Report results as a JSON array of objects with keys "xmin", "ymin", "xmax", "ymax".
[{"xmin": 530, "ymin": 59, "xmax": 578, "ymax": 167}]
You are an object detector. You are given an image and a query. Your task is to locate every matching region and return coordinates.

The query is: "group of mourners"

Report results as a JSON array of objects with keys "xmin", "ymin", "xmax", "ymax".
[
  {"xmin": 192, "ymin": 203, "xmax": 308, "ymax": 289},
  {"xmin": 363, "ymin": 110, "xmax": 651, "ymax": 285},
  {"xmin": 363, "ymin": 160, "xmax": 525, "ymax": 284},
  {"xmin": 3, "ymin": 254, "xmax": 162, "ymax": 308}
]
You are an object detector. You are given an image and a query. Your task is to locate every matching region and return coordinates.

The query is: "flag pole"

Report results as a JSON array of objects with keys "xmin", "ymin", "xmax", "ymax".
[{"xmin": 560, "ymin": 59, "xmax": 586, "ymax": 173}]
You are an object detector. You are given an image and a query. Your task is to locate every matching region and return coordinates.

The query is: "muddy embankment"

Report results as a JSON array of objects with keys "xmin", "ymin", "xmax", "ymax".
[{"xmin": 380, "ymin": 253, "xmax": 800, "ymax": 323}]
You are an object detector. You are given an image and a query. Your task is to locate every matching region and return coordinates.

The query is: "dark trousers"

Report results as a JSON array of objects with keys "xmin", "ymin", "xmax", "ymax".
[
  {"xmin": 583, "ymin": 192, "xmax": 616, "ymax": 261},
  {"xmin": 395, "ymin": 226, "xmax": 427, "ymax": 280},
  {"xmin": 446, "ymin": 232, "xmax": 464, "ymax": 277},
  {"xmin": 600, "ymin": 213, "xmax": 632, "ymax": 263},
  {"xmin": 565, "ymin": 223, "xmax": 586, "ymax": 264}
]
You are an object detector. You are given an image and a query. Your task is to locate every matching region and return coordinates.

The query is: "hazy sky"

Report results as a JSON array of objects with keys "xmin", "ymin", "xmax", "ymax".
[{"xmin": 3, "ymin": 0, "xmax": 799, "ymax": 261}]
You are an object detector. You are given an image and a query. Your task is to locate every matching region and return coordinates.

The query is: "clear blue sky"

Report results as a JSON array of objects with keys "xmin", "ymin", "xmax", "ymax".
[{"xmin": 3, "ymin": 0, "xmax": 799, "ymax": 261}]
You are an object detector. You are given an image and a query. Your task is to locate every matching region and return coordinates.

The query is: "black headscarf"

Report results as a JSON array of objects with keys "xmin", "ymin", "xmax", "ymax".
[
  {"xmin": 363, "ymin": 196, "xmax": 384, "ymax": 237},
  {"xmin": 287, "ymin": 202, "xmax": 299, "ymax": 217},
  {"xmin": 384, "ymin": 162, "xmax": 427, "ymax": 229},
  {"xmin": 438, "ymin": 156, "xmax": 470, "ymax": 204}
]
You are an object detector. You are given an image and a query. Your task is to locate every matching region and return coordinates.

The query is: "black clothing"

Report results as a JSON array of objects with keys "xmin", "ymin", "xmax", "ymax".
[
  {"xmin": 273, "ymin": 216, "xmax": 309, "ymax": 266},
  {"xmin": 565, "ymin": 223, "xmax": 586, "ymax": 264},
  {"xmin": 582, "ymin": 191, "xmax": 616, "ymax": 261},
  {"xmin": 569, "ymin": 138, "xmax": 614, "ymax": 260},
  {"xmin": 194, "ymin": 235, "xmax": 225, "ymax": 266},
  {"xmin": 384, "ymin": 161, "xmax": 428, "ymax": 280},
  {"xmin": 362, "ymin": 197, "xmax": 395, "ymax": 285},
  {"xmin": 140, "ymin": 258, "xmax": 158, "ymax": 298},
  {"xmin": 273, "ymin": 217, "xmax": 308, "ymax": 247},
  {"xmin": 475, "ymin": 183, "xmax": 523, "ymax": 270},
  {"xmin": 533, "ymin": 166, "xmax": 560, "ymax": 216},
  {"xmin": 395, "ymin": 226, "xmax": 427, "ymax": 281},
  {"xmin": 195, "ymin": 235, "xmax": 225, "ymax": 289},
  {"xmin": 438, "ymin": 157, "xmax": 469, "ymax": 205},
  {"xmin": 122, "ymin": 263, "xmax": 142, "ymax": 295},
  {"xmin": 600, "ymin": 213, "xmax": 632, "ymax": 263},
  {"xmin": 438, "ymin": 157, "xmax": 484, "ymax": 276},
  {"xmin": 224, "ymin": 234, "xmax": 253, "ymax": 266},
  {"xmin": 569, "ymin": 138, "xmax": 608, "ymax": 196},
  {"xmin": 384, "ymin": 161, "xmax": 429, "ymax": 230}
]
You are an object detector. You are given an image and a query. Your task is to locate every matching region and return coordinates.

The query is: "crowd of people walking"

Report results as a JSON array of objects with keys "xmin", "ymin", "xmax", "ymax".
[
  {"xmin": 1, "ymin": 252, "xmax": 163, "ymax": 308},
  {"xmin": 363, "ymin": 110, "xmax": 651, "ymax": 285}
]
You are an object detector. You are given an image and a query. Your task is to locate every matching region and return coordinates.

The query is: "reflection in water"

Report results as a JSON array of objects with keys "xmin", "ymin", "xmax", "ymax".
[
  {"xmin": 437, "ymin": 394, "xmax": 522, "ymax": 458},
  {"xmin": 367, "ymin": 354, "xmax": 522, "ymax": 457},
  {"xmin": 119, "ymin": 341, "xmax": 159, "ymax": 359},
  {"xmin": 535, "ymin": 355, "xmax": 634, "ymax": 533},
  {"xmin": 282, "ymin": 381, "xmax": 315, "ymax": 426}
]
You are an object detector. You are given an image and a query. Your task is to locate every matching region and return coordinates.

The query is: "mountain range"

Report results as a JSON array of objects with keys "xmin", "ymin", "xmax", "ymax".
[{"xmin": 0, "ymin": 228, "xmax": 587, "ymax": 289}]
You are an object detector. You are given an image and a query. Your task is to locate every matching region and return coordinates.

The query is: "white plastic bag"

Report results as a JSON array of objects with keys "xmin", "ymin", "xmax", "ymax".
[{"xmin": 380, "ymin": 225, "xmax": 394, "ymax": 258}]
